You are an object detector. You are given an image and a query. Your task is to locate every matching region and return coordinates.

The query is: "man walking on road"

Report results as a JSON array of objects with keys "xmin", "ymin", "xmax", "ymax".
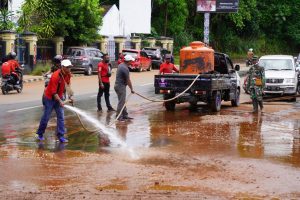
[
  {"xmin": 246, "ymin": 56, "xmax": 265, "ymax": 113},
  {"xmin": 36, "ymin": 59, "xmax": 74, "ymax": 143},
  {"xmin": 114, "ymin": 54, "xmax": 135, "ymax": 122},
  {"xmin": 97, "ymin": 54, "xmax": 115, "ymax": 112}
]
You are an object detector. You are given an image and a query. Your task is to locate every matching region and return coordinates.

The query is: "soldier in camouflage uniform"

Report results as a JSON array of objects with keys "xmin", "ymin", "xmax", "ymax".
[{"xmin": 246, "ymin": 56, "xmax": 265, "ymax": 112}]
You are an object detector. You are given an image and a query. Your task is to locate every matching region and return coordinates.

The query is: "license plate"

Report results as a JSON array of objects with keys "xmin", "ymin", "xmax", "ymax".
[{"xmin": 267, "ymin": 86, "xmax": 281, "ymax": 91}]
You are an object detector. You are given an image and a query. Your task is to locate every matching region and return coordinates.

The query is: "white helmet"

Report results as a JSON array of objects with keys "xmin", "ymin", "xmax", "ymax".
[
  {"xmin": 124, "ymin": 54, "xmax": 134, "ymax": 62},
  {"xmin": 61, "ymin": 59, "xmax": 73, "ymax": 67},
  {"xmin": 249, "ymin": 48, "xmax": 253, "ymax": 52}
]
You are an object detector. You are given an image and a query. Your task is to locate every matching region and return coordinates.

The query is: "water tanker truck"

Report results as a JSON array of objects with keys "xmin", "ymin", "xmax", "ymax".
[{"xmin": 154, "ymin": 41, "xmax": 241, "ymax": 111}]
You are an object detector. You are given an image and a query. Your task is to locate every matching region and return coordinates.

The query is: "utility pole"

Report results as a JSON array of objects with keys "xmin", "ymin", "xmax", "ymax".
[
  {"xmin": 203, "ymin": 13, "xmax": 210, "ymax": 45},
  {"xmin": 164, "ymin": 3, "xmax": 168, "ymax": 36}
]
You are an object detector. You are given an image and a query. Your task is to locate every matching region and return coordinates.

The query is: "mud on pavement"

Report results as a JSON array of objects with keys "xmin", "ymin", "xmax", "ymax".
[{"xmin": 0, "ymin": 101, "xmax": 300, "ymax": 199}]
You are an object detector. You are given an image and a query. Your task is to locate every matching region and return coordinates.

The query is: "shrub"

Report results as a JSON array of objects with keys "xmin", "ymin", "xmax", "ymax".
[{"xmin": 31, "ymin": 63, "xmax": 50, "ymax": 76}]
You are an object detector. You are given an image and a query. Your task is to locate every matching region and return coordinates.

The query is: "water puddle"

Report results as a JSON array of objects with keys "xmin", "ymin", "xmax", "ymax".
[{"xmin": 64, "ymin": 105, "xmax": 138, "ymax": 159}]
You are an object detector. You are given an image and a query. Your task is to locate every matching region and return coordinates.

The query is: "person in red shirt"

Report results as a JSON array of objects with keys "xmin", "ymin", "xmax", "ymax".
[
  {"xmin": 97, "ymin": 54, "xmax": 115, "ymax": 112},
  {"xmin": 159, "ymin": 54, "xmax": 179, "ymax": 75},
  {"xmin": 6, "ymin": 52, "xmax": 23, "ymax": 84},
  {"xmin": 1, "ymin": 61, "xmax": 11, "ymax": 77},
  {"xmin": 36, "ymin": 59, "xmax": 74, "ymax": 143}
]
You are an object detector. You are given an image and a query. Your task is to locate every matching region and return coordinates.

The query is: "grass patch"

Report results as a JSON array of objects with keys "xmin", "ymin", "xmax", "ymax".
[{"xmin": 30, "ymin": 62, "xmax": 51, "ymax": 76}]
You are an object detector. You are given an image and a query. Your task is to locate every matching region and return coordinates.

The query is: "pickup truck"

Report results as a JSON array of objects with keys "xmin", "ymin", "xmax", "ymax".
[{"xmin": 154, "ymin": 52, "xmax": 241, "ymax": 111}]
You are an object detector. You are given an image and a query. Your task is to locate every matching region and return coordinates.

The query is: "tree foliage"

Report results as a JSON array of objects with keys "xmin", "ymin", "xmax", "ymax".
[
  {"xmin": 19, "ymin": 0, "xmax": 102, "ymax": 45},
  {"xmin": 17, "ymin": 0, "xmax": 300, "ymax": 54},
  {"xmin": 0, "ymin": 8, "xmax": 15, "ymax": 30}
]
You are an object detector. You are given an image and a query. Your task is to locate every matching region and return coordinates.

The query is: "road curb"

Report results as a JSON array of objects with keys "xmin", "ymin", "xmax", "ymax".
[{"xmin": 23, "ymin": 74, "xmax": 84, "ymax": 84}]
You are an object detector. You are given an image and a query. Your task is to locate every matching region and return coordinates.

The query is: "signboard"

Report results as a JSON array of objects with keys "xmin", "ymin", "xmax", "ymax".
[{"xmin": 197, "ymin": 0, "xmax": 239, "ymax": 13}]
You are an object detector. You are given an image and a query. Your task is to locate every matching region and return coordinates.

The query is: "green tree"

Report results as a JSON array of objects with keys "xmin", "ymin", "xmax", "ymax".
[
  {"xmin": 0, "ymin": 8, "xmax": 14, "ymax": 30},
  {"xmin": 19, "ymin": 0, "xmax": 102, "ymax": 45},
  {"xmin": 152, "ymin": 0, "xmax": 188, "ymax": 37},
  {"xmin": 18, "ymin": 0, "xmax": 56, "ymax": 37},
  {"xmin": 54, "ymin": 0, "xmax": 103, "ymax": 45}
]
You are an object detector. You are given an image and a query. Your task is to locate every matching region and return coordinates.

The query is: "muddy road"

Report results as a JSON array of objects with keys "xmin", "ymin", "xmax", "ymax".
[{"xmin": 0, "ymin": 70, "xmax": 300, "ymax": 199}]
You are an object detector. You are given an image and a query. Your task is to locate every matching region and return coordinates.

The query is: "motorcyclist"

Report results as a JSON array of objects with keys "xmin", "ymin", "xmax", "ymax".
[
  {"xmin": 44, "ymin": 55, "xmax": 63, "ymax": 87},
  {"xmin": 246, "ymin": 48, "xmax": 254, "ymax": 67},
  {"xmin": 6, "ymin": 52, "xmax": 23, "ymax": 85},
  {"xmin": 1, "ymin": 58, "xmax": 11, "ymax": 78},
  {"xmin": 246, "ymin": 56, "xmax": 265, "ymax": 112}
]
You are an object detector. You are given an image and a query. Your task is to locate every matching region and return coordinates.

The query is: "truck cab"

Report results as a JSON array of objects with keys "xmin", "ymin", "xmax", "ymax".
[{"xmin": 259, "ymin": 55, "xmax": 298, "ymax": 96}]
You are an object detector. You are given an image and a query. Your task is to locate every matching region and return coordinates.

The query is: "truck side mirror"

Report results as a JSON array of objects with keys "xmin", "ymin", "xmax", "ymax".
[{"xmin": 235, "ymin": 65, "xmax": 240, "ymax": 71}]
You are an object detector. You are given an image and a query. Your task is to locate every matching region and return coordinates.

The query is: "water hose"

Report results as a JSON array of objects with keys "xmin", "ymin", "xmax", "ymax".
[
  {"xmin": 135, "ymin": 74, "xmax": 201, "ymax": 102},
  {"xmin": 65, "ymin": 99, "xmax": 99, "ymax": 133},
  {"xmin": 70, "ymin": 74, "xmax": 202, "ymax": 130},
  {"xmin": 107, "ymin": 74, "xmax": 201, "ymax": 127}
]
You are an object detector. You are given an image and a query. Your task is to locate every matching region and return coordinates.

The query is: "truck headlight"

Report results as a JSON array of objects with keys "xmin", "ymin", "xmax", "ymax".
[{"xmin": 285, "ymin": 78, "xmax": 295, "ymax": 83}]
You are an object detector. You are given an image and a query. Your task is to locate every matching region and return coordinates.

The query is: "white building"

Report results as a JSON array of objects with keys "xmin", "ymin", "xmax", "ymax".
[
  {"xmin": 8, "ymin": 0, "xmax": 152, "ymax": 37},
  {"xmin": 99, "ymin": 0, "xmax": 151, "ymax": 37},
  {"xmin": 8, "ymin": 0, "xmax": 24, "ymax": 23}
]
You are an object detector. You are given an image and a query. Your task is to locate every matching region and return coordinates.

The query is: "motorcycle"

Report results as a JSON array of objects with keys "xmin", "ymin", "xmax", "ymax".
[
  {"xmin": 43, "ymin": 72, "xmax": 52, "ymax": 87},
  {"xmin": 1, "ymin": 68, "xmax": 23, "ymax": 95}
]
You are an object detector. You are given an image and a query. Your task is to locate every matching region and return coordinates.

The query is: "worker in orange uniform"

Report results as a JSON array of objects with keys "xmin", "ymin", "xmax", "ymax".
[{"xmin": 159, "ymin": 54, "xmax": 179, "ymax": 75}]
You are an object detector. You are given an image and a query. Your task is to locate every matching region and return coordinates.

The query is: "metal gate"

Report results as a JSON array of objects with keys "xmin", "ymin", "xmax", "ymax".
[
  {"xmin": 15, "ymin": 37, "xmax": 26, "ymax": 65},
  {"xmin": 107, "ymin": 40, "xmax": 115, "ymax": 62},
  {"xmin": 125, "ymin": 40, "xmax": 132, "ymax": 49},
  {"xmin": 0, "ymin": 41, "xmax": 6, "ymax": 64},
  {"xmin": 37, "ymin": 39, "xmax": 55, "ymax": 64}
]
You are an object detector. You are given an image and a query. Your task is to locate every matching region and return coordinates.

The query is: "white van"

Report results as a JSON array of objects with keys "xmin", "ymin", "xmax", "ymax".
[{"xmin": 259, "ymin": 55, "xmax": 298, "ymax": 95}]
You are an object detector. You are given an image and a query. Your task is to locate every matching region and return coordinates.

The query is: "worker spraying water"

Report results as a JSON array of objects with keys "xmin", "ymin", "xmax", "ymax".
[{"xmin": 36, "ymin": 59, "xmax": 74, "ymax": 143}]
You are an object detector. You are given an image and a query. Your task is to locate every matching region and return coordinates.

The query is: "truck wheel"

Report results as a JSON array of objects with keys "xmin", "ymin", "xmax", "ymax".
[
  {"xmin": 210, "ymin": 91, "xmax": 221, "ymax": 112},
  {"xmin": 164, "ymin": 94, "xmax": 175, "ymax": 111},
  {"xmin": 231, "ymin": 89, "xmax": 240, "ymax": 107},
  {"xmin": 189, "ymin": 103, "xmax": 198, "ymax": 111}
]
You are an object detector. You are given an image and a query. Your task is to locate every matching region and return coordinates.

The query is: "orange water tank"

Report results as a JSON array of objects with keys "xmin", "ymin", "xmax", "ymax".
[{"xmin": 180, "ymin": 41, "xmax": 214, "ymax": 74}]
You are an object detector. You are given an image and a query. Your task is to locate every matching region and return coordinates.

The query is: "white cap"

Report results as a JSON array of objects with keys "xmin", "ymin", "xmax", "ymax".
[
  {"xmin": 124, "ymin": 54, "xmax": 134, "ymax": 62},
  {"xmin": 249, "ymin": 48, "xmax": 253, "ymax": 51},
  {"xmin": 61, "ymin": 59, "xmax": 73, "ymax": 67}
]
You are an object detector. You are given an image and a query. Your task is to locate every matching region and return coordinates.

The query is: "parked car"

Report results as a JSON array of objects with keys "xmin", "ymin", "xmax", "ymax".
[
  {"xmin": 142, "ymin": 47, "xmax": 173, "ymax": 69},
  {"xmin": 64, "ymin": 47, "xmax": 104, "ymax": 75},
  {"xmin": 259, "ymin": 55, "xmax": 298, "ymax": 98},
  {"xmin": 118, "ymin": 49, "xmax": 152, "ymax": 72}
]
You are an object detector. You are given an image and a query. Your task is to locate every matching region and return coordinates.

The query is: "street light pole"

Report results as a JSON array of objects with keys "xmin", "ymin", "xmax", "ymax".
[{"xmin": 204, "ymin": 13, "xmax": 210, "ymax": 45}]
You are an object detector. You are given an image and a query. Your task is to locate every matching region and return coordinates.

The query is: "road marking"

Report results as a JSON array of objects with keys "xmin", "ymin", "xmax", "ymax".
[
  {"xmin": 7, "ymin": 105, "xmax": 42, "ymax": 113},
  {"xmin": 140, "ymin": 83, "xmax": 153, "ymax": 86}
]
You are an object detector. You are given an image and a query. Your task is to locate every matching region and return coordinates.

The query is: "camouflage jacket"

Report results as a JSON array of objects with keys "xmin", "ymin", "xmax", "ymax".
[{"xmin": 246, "ymin": 64, "xmax": 265, "ymax": 100}]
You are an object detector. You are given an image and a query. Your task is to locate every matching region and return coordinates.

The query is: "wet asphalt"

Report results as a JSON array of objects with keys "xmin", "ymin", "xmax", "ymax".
[{"xmin": 0, "ymin": 74, "xmax": 300, "ymax": 198}]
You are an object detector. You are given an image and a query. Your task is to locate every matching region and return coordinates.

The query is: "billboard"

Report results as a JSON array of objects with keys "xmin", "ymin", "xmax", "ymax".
[
  {"xmin": 120, "ymin": 0, "xmax": 151, "ymax": 34},
  {"xmin": 197, "ymin": 0, "xmax": 239, "ymax": 13}
]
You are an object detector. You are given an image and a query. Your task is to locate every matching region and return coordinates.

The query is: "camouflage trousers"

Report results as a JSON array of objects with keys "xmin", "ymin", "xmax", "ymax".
[{"xmin": 250, "ymin": 87, "xmax": 263, "ymax": 112}]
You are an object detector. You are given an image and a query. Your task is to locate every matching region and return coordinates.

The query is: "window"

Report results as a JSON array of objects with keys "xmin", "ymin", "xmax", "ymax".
[
  {"xmin": 140, "ymin": 51, "xmax": 148, "ymax": 57},
  {"xmin": 226, "ymin": 57, "xmax": 233, "ymax": 70}
]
